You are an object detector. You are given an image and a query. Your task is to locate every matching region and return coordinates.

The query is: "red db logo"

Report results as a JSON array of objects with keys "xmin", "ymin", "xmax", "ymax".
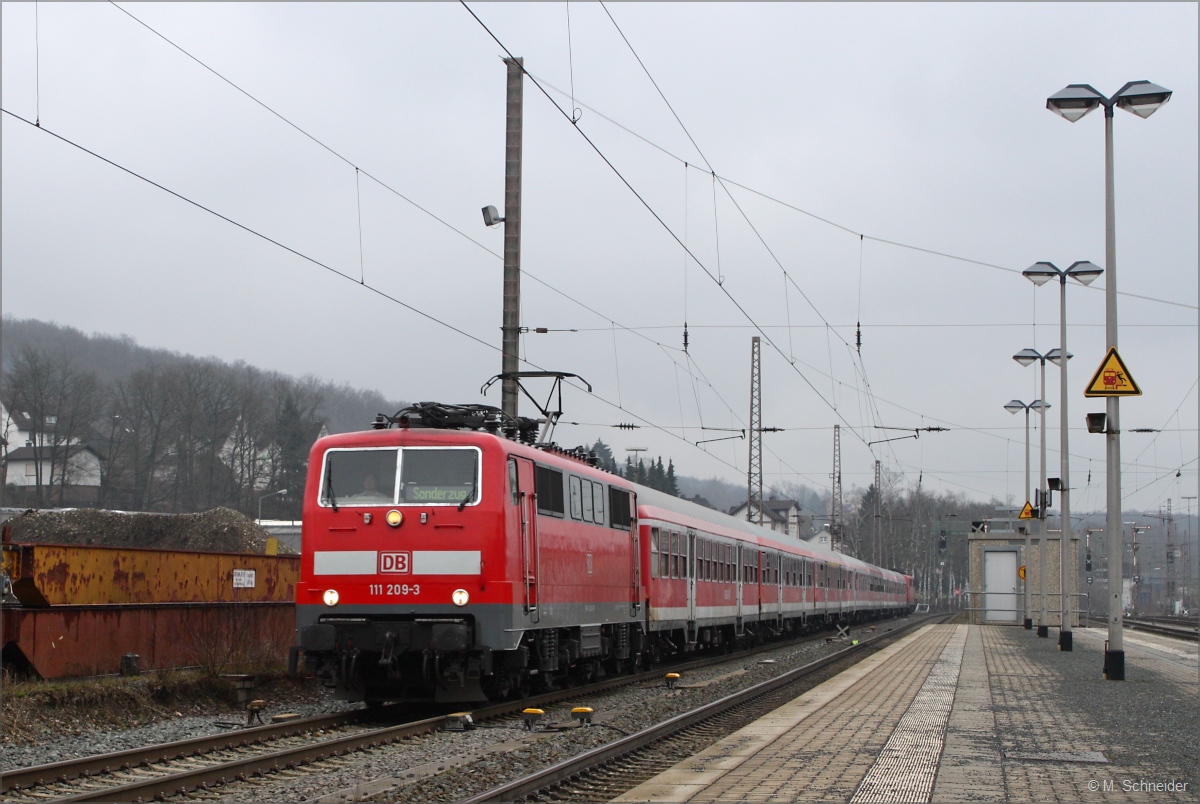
[{"xmin": 379, "ymin": 552, "xmax": 410, "ymax": 574}]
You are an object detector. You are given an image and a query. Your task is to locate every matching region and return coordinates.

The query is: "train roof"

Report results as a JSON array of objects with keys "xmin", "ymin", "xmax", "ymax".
[
  {"xmin": 312, "ymin": 425, "xmax": 907, "ymax": 581},
  {"xmin": 631, "ymin": 483, "xmax": 906, "ymax": 581}
]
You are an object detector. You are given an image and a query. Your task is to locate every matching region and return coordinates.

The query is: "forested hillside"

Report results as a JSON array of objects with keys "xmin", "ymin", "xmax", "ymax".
[{"xmin": 2, "ymin": 317, "xmax": 405, "ymax": 518}]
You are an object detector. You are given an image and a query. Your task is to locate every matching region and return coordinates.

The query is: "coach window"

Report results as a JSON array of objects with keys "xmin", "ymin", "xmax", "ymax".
[
  {"xmin": 650, "ymin": 528, "xmax": 660, "ymax": 579},
  {"xmin": 581, "ymin": 479, "xmax": 594, "ymax": 522},
  {"xmin": 592, "ymin": 483, "xmax": 605, "ymax": 525}
]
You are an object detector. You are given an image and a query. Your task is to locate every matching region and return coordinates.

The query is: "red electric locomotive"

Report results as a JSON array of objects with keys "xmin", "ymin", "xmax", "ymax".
[{"xmin": 295, "ymin": 403, "xmax": 913, "ymax": 704}]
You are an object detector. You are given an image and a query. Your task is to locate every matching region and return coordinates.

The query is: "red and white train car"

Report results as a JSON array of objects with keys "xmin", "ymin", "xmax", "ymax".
[{"xmin": 295, "ymin": 405, "xmax": 912, "ymax": 703}]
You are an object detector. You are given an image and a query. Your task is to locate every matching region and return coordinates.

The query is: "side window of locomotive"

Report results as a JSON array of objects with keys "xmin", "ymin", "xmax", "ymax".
[
  {"xmin": 581, "ymin": 479, "xmax": 594, "ymax": 522},
  {"xmin": 608, "ymin": 487, "xmax": 632, "ymax": 530},
  {"xmin": 508, "ymin": 458, "xmax": 519, "ymax": 506},
  {"xmin": 399, "ymin": 448, "xmax": 479, "ymax": 506},
  {"xmin": 320, "ymin": 448, "xmax": 399, "ymax": 507},
  {"xmin": 591, "ymin": 483, "xmax": 605, "ymax": 525},
  {"xmin": 650, "ymin": 528, "xmax": 660, "ymax": 578},
  {"xmin": 536, "ymin": 465, "xmax": 565, "ymax": 517},
  {"xmin": 569, "ymin": 476, "xmax": 583, "ymax": 520}
]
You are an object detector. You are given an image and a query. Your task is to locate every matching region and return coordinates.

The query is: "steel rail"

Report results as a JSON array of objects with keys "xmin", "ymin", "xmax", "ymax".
[
  {"xmin": 1087, "ymin": 615, "xmax": 1198, "ymax": 642},
  {"xmin": 460, "ymin": 614, "xmax": 941, "ymax": 804},
  {"xmin": 0, "ymin": 707, "xmax": 380, "ymax": 793}
]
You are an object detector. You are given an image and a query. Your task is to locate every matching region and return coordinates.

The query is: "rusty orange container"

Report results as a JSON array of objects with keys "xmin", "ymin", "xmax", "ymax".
[{"xmin": 3, "ymin": 543, "xmax": 298, "ymax": 606}]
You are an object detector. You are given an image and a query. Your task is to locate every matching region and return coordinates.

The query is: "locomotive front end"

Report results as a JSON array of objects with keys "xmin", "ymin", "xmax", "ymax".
[{"xmin": 296, "ymin": 431, "xmax": 514, "ymax": 703}]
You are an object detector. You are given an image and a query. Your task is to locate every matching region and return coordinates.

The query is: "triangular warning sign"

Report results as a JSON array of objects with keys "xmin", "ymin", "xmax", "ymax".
[
  {"xmin": 1019, "ymin": 501, "xmax": 1034, "ymax": 519},
  {"xmin": 1085, "ymin": 347, "xmax": 1141, "ymax": 397}
]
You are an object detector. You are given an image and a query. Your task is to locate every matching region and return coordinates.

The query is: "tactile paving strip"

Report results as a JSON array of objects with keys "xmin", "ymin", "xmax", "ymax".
[{"xmin": 849, "ymin": 625, "xmax": 967, "ymax": 803}]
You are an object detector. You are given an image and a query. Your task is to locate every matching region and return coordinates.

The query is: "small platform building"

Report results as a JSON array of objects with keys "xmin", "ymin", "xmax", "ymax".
[{"xmin": 966, "ymin": 516, "xmax": 1080, "ymax": 627}]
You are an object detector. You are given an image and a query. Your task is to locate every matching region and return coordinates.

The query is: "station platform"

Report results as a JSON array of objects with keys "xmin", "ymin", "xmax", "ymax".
[{"xmin": 615, "ymin": 622, "xmax": 1197, "ymax": 803}]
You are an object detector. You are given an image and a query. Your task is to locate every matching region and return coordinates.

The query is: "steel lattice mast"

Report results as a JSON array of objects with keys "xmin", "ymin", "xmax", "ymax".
[
  {"xmin": 748, "ymin": 337, "xmax": 762, "ymax": 526},
  {"xmin": 831, "ymin": 425, "xmax": 843, "ymax": 553}
]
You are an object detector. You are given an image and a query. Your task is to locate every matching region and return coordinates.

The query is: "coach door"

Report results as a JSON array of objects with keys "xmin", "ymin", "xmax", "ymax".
[
  {"xmin": 686, "ymin": 530, "xmax": 698, "ymax": 643},
  {"xmin": 628, "ymin": 492, "xmax": 641, "ymax": 619},
  {"xmin": 513, "ymin": 457, "xmax": 540, "ymax": 622},
  {"xmin": 735, "ymin": 543, "xmax": 745, "ymax": 636}
]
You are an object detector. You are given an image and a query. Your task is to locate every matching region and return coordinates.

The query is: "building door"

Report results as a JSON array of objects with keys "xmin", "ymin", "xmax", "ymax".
[{"xmin": 983, "ymin": 550, "xmax": 1018, "ymax": 623}]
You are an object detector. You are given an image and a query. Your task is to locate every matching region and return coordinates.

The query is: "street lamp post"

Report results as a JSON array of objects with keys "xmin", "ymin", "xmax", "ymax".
[
  {"xmin": 1014, "ymin": 348, "xmax": 1054, "ymax": 636},
  {"xmin": 1006, "ymin": 399, "xmax": 1046, "ymax": 629},
  {"xmin": 1047, "ymin": 79, "xmax": 1171, "ymax": 674},
  {"xmin": 259, "ymin": 488, "xmax": 288, "ymax": 523},
  {"xmin": 1023, "ymin": 261, "xmax": 1103, "ymax": 651}
]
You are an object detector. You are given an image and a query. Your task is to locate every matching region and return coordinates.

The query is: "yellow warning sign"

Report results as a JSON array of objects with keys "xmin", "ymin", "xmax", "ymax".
[
  {"xmin": 1019, "ymin": 501, "xmax": 1034, "ymax": 519},
  {"xmin": 1085, "ymin": 348, "xmax": 1141, "ymax": 397},
  {"xmin": 1019, "ymin": 565, "xmax": 1027, "ymax": 580}
]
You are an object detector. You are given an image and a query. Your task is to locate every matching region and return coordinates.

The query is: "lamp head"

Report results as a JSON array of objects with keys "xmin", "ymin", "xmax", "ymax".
[
  {"xmin": 1013, "ymin": 348, "xmax": 1042, "ymax": 367},
  {"xmin": 1046, "ymin": 348, "xmax": 1073, "ymax": 366},
  {"xmin": 1030, "ymin": 399, "xmax": 1050, "ymax": 412},
  {"xmin": 1115, "ymin": 80, "xmax": 1172, "ymax": 119},
  {"xmin": 1046, "ymin": 84, "xmax": 1105, "ymax": 122},
  {"xmin": 482, "ymin": 205, "xmax": 505, "ymax": 227},
  {"xmin": 1004, "ymin": 400, "xmax": 1026, "ymax": 415},
  {"xmin": 1023, "ymin": 261, "xmax": 1060, "ymax": 286},
  {"xmin": 1066, "ymin": 260, "xmax": 1103, "ymax": 286}
]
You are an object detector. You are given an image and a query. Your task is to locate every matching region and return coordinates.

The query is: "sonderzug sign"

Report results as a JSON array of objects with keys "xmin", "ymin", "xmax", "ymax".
[{"xmin": 379, "ymin": 552, "xmax": 411, "ymax": 574}]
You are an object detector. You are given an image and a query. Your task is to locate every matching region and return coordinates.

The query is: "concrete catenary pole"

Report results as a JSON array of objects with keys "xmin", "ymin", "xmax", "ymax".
[{"xmin": 501, "ymin": 57, "xmax": 524, "ymax": 419}]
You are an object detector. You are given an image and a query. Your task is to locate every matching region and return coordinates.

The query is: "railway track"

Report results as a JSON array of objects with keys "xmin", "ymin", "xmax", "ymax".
[
  {"xmin": 1087, "ymin": 615, "xmax": 1198, "ymax": 642},
  {"xmin": 3, "ymin": 617, "xmax": 912, "ymax": 802},
  {"xmin": 461, "ymin": 613, "xmax": 943, "ymax": 804}
]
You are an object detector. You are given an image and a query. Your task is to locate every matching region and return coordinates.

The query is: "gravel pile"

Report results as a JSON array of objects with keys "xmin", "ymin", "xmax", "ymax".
[
  {"xmin": 207, "ymin": 618, "xmax": 916, "ymax": 804},
  {"xmin": 7, "ymin": 507, "xmax": 271, "ymax": 553}
]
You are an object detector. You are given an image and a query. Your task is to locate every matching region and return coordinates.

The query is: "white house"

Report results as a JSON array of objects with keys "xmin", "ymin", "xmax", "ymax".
[
  {"xmin": 727, "ymin": 496, "xmax": 812, "ymax": 540},
  {"xmin": 1, "ymin": 403, "xmax": 105, "ymax": 504}
]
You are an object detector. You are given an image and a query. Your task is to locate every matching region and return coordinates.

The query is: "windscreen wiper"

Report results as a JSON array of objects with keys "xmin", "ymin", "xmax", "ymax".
[
  {"xmin": 325, "ymin": 458, "xmax": 338, "ymax": 512},
  {"xmin": 458, "ymin": 459, "xmax": 478, "ymax": 512}
]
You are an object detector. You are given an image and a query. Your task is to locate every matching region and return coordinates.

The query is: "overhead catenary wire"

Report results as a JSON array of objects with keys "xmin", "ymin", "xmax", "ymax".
[
  {"xmin": 2, "ymin": 107, "xmax": 809, "ymax": 493},
  {"xmin": 461, "ymin": 2, "xmax": 900, "ymax": 461},
  {"xmin": 526, "ymin": 73, "xmax": 1198, "ymax": 315}
]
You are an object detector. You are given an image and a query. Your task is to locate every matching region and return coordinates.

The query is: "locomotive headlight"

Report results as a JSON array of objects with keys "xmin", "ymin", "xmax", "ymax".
[
  {"xmin": 452, "ymin": 589, "xmax": 470, "ymax": 607},
  {"xmin": 323, "ymin": 589, "xmax": 340, "ymax": 606},
  {"xmin": 385, "ymin": 509, "xmax": 403, "ymax": 527}
]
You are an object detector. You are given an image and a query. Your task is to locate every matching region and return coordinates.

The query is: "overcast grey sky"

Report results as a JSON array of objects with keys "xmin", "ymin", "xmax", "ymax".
[{"xmin": 3, "ymin": 2, "xmax": 1196, "ymax": 513}]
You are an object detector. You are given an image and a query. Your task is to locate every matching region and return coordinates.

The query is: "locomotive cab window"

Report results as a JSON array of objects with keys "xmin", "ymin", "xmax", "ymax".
[
  {"xmin": 399, "ymin": 447, "xmax": 480, "ymax": 506},
  {"xmin": 319, "ymin": 447, "xmax": 399, "ymax": 507}
]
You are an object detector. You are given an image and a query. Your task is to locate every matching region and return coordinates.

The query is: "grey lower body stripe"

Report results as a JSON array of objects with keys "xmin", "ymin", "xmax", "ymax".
[{"xmin": 851, "ymin": 625, "xmax": 968, "ymax": 804}]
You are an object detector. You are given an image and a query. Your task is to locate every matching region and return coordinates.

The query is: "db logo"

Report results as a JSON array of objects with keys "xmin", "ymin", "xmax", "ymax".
[{"xmin": 379, "ymin": 552, "xmax": 411, "ymax": 574}]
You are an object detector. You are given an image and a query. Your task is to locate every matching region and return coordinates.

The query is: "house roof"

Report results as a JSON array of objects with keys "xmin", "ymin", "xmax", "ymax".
[{"xmin": 6, "ymin": 444, "xmax": 105, "ymax": 462}]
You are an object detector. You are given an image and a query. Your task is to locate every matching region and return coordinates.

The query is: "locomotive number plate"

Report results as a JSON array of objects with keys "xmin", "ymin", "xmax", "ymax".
[
  {"xmin": 379, "ymin": 551, "xmax": 411, "ymax": 574},
  {"xmin": 368, "ymin": 583, "xmax": 421, "ymax": 596}
]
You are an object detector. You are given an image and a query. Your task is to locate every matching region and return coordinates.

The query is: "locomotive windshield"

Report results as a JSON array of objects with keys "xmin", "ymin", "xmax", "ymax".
[
  {"xmin": 320, "ymin": 448, "xmax": 399, "ymax": 507},
  {"xmin": 399, "ymin": 447, "xmax": 480, "ymax": 506}
]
